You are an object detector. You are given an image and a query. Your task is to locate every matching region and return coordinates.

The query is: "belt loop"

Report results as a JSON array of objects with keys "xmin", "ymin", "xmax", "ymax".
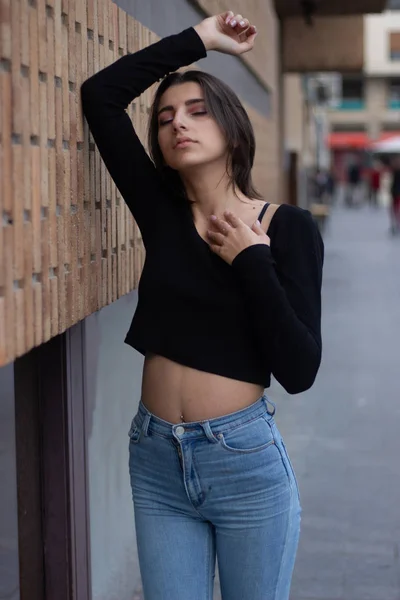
[
  {"xmin": 201, "ymin": 421, "xmax": 218, "ymax": 443},
  {"xmin": 263, "ymin": 396, "xmax": 276, "ymax": 416},
  {"xmin": 142, "ymin": 413, "xmax": 151, "ymax": 437}
]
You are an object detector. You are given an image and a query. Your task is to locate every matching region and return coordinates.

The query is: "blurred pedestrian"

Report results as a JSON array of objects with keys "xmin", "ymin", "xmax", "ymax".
[
  {"xmin": 368, "ymin": 160, "xmax": 382, "ymax": 208},
  {"xmin": 390, "ymin": 156, "xmax": 400, "ymax": 235},
  {"xmin": 346, "ymin": 158, "xmax": 362, "ymax": 207},
  {"xmin": 325, "ymin": 169, "xmax": 336, "ymax": 204}
]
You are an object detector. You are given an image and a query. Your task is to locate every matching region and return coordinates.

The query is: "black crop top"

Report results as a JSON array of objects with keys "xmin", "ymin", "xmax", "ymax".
[{"xmin": 81, "ymin": 27, "xmax": 324, "ymax": 394}]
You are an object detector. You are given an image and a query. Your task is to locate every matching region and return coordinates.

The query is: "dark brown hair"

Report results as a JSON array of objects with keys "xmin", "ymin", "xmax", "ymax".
[{"xmin": 147, "ymin": 70, "xmax": 263, "ymax": 201}]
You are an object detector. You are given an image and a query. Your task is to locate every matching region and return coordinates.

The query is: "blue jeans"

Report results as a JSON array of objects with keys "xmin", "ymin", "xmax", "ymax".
[{"xmin": 128, "ymin": 396, "xmax": 301, "ymax": 600}]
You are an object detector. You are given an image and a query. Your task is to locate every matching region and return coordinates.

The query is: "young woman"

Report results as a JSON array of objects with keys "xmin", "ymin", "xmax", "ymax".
[{"xmin": 81, "ymin": 11, "xmax": 324, "ymax": 600}]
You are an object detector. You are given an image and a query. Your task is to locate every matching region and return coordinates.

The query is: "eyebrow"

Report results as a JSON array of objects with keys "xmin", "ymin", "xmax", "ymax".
[{"xmin": 157, "ymin": 98, "xmax": 205, "ymax": 116}]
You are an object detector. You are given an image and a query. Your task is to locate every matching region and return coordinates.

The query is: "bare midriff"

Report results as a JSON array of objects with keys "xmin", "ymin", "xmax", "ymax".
[{"xmin": 141, "ymin": 353, "xmax": 264, "ymax": 424}]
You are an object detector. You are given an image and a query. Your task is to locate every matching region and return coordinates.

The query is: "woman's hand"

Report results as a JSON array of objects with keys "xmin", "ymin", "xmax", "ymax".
[
  {"xmin": 194, "ymin": 12, "xmax": 257, "ymax": 56},
  {"xmin": 207, "ymin": 211, "xmax": 270, "ymax": 265}
]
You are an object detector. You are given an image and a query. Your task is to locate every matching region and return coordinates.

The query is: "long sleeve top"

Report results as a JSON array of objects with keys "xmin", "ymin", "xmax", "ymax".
[{"xmin": 81, "ymin": 27, "xmax": 324, "ymax": 394}]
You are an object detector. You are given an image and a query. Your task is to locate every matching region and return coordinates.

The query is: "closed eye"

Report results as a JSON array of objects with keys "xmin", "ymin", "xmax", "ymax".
[{"xmin": 159, "ymin": 110, "xmax": 208, "ymax": 127}]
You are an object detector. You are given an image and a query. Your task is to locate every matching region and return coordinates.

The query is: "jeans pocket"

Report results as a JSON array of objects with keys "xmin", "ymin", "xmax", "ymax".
[
  {"xmin": 128, "ymin": 419, "xmax": 141, "ymax": 444},
  {"xmin": 217, "ymin": 415, "xmax": 275, "ymax": 454}
]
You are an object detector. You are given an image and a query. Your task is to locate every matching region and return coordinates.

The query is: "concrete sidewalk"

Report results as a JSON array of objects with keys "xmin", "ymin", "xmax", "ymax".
[{"xmin": 276, "ymin": 204, "xmax": 400, "ymax": 600}]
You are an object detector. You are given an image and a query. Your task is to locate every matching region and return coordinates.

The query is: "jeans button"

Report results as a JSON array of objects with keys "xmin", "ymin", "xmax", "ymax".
[{"xmin": 175, "ymin": 425, "xmax": 185, "ymax": 436}]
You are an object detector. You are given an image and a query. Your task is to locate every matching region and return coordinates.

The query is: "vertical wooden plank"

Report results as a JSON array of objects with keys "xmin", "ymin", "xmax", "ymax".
[
  {"xmin": 126, "ymin": 13, "xmax": 135, "ymax": 54},
  {"xmin": 11, "ymin": 0, "xmax": 22, "ymax": 134},
  {"xmin": 17, "ymin": 0, "xmax": 34, "ymax": 350},
  {"xmin": 40, "ymin": 215, "xmax": 51, "ymax": 342},
  {"xmin": 62, "ymin": 4, "xmax": 73, "ymax": 322},
  {"xmin": 112, "ymin": 254, "xmax": 117, "ymax": 303},
  {"xmin": 83, "ymin": 210, "xmax": 92, "ymax": 315},
  {"xmin": 21, "ymin": 0, "xmax": 29, "ymax": 68},
  {"xmin": 4, "ymin": 227, "xmax": 14, "ymax": 362},
  {"xmin": 11, "ymin": 2, "xmax": 22, "ymax": 135},
  {"xmin": 54, "ymin": 0, "xmax": 62, "ymax": 78},
  {"xmin": 87, "ymin": 0, "xmax": 94, "ymax": 31},
  {"xmin": 14, "ymin": 288, "xmax": 25, "ymax": 357},
  {"xmin": 69, "ymin": 213, "xmax": 78, "ymax": 324},
  {"xmin": 111, "ymin": 2, "xmax": 119, "ymax": 57},
  {"xmin": 0, "ymin": 67, "xmax": 3, "ymax": 301},
  {"xmin": 29, "ymin": 2, "xmax": 40, "ymax": 137},
  {"xmin": 48, "ymin": 146, "xmax": 58, "ymax": 336},
  {"xmin": 38, "ymin": 0, "xmax": 48, "ymax": 351},
  {"xmin": 98, "ymin": 3, "xmax": 107, "ymax": 275},
  {"xmin": 46, "ymin": 7, "xmax": 55, "ymax": 141},
  {"xmin": 0, "ymin": 65, "xmax": 12, "ymax": 302},
  {"xmin": 12, "ymin": 142, "xmax": 23, "ymax": 281},
  {"xmin": 30, "ymin": 133, "xmax": 42, "ymax": 344},
  {"xmin": 32, "ymin": 128, "xmax": 46, "ymax": 343},
  {"xmin": 62, "ymin": 7, "xmax": 70, "ymax": 143},
  {"xmin": 0, "ymin": 0, "xmax": 12, "ymax": 60},
  {"xmin": 118, "ymin": 7, "xmax": 126, "ymax": 55},
  {"xmin": 38, "ymin": 0, "xmax": 47, "ymax": 73},
  {"xmin": 61, "ymin": 0, "xmax": 69, "ymax": 16},
  {"xmin": 22, "ymin": 175, "xmax": 33, "ymax": 352},
  {"xmin": 0, "ymin": 57, "xmax": 5, "ymax": 348},
  {"xmin": 50, "ymin": 276, "xmax": 58, "ymax": 338},
  {"xmin": 76, "ymin": 0, "xmax": 87, "ymax": 143},
  {"xmin": 99, "ymin": 0, "xmax": 109, "ymax": 303},
  {"xmin": 105, "ymin": 208, "xmax": 111, "ymax": 304},
  {"xmin": 95, "ymin": 209, "xmax": 102, "ymax": 310},
  {"xmin": 84, "ymin": 0, "xmax": 94, "ymax": 318}
]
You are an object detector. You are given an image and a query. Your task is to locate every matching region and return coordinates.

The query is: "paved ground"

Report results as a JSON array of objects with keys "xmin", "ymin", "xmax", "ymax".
[
  {"xmin": 134, "ymin": 203, "xmax": 400, "ymax": 599},
  {"xmin": 275, "ymin": 203, "xmax": 400, "ymax": 600}
]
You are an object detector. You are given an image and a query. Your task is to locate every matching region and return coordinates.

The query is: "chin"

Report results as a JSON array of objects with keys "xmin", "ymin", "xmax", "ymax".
[{"xmin": 168, "ymin": 156, "xmax": 208, "ymax": 172}]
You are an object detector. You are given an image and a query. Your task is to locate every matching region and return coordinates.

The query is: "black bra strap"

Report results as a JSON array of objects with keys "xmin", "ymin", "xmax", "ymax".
[{"xmin": 258, "ymin": 202, "xmax": 270, "ymax": 223}]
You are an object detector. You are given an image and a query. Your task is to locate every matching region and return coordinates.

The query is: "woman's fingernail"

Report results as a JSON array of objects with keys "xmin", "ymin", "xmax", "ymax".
[
  {"xmin": 240, "ymin": 20, "xmax": 245, "ymax": 27},
  {"xmin": 210, "ymin": 215, "xmax": 217, "ymax": 221},
  {"xmin": 256, "ymin": 220, "xmax": 261, "ymax": 226},
  {"xmin": 231, "ymin": 20, "xmax": 237, "ymax": 27}
]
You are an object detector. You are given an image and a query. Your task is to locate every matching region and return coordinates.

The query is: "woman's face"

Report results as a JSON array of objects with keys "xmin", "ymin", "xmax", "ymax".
[{"xmin": 157, "ymin": 82, "xmax": 228, "ymax": 173}]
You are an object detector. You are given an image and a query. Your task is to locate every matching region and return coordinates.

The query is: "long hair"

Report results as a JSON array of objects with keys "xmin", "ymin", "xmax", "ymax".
[{"xmin": 147, "ymin": 70, "xmax": 263, "ymax": 201}]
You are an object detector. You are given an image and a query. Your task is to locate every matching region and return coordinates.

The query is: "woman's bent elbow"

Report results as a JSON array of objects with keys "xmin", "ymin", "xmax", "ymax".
[{"xmin": 275, "ymin": 346, "xmax": 322, "ymax": 395}]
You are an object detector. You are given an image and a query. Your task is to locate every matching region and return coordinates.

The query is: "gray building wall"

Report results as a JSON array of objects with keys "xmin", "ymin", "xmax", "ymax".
[
  {"xmin": 0, "ymin": 364, "xmax": 19, "ymax": 600},
  {"xmin": 84, "ymin": 292, "xmax": 144, "ymax": 599}
]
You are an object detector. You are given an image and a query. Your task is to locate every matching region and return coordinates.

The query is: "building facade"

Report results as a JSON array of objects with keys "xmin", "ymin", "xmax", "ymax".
[{"xmin": 327, "ymin": 4, "xmax": 400, "ymax": 175}]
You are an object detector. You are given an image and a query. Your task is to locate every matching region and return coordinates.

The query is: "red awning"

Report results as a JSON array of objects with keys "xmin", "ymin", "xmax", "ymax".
[
  {"xmin": 327, "ymin": 131, "xmax": 400, "ymax": 150},
  {"xmin": 327, "ymin": 133, "xmax": 369, "ymax": 149}
]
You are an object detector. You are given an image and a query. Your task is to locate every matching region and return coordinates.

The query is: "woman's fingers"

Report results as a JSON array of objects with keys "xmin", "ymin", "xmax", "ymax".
[
  {"xmin": 207, "ymin": 230, "xmax": 225, "ymax": 245},
  {"xmin": 210, "ymin": 215, "xmax": 231, "ymax": 234},
  {"xmin": 223, "ymin": 211, "xmax": 242, "ymax": 228},
  {"xmin": 224, "ymin": 11, "xmax": 235, "ymax": 25},
  {"xmin": 244, "ymin": 24, "xmax": 257, "ymax": 38}
]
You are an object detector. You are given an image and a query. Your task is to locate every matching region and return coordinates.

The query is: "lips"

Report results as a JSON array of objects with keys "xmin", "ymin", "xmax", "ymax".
[{"xmin": 174, "ymin": 137, "xmax": 196, "ymax": 149}]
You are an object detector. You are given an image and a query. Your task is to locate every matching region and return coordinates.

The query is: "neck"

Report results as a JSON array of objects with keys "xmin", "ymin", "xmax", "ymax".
[{"xmin": 180, "ymin": 163, "xmax": 247, "ymax": 219}]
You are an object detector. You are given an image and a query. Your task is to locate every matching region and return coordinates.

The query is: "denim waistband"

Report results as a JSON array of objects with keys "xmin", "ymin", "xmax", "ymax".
[{"xmin": 134, "ymin": 395, "xmax": 276, "ymax": 441}]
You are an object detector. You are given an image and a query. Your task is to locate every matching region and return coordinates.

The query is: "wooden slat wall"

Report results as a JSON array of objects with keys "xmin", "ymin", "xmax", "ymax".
[{"xmin": 0, "ymin": 0, "xmax": 274, "ymax": 366}]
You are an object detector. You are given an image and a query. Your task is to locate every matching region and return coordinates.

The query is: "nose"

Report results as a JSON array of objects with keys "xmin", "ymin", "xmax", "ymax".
[{"xmin": 172, "ymin": 108, "xmax": 187, "ymax": 131}]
